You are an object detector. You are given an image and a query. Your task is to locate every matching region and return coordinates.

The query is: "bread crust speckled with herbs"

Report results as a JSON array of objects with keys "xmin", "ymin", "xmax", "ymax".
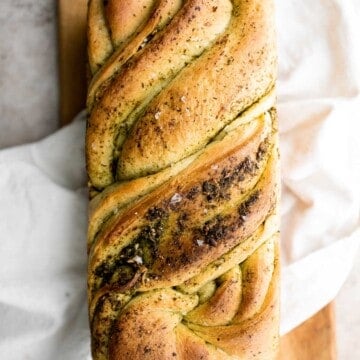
[{"xmin": 86, "ymin": 1, "xmax": 280, "ymax": 359}]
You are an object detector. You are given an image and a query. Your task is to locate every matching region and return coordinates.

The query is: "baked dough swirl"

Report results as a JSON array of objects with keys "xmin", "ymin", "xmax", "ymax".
[{"xmin": 86, "ymin": 1, "xmax": 280, "ymax": 359}]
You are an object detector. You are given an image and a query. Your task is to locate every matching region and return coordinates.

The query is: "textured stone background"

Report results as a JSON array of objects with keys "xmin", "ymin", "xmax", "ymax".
[
  {"xmin": 0, "ymin": 0, "xmax": 358, "ymax": 358},
  {"xmin": 0, "ymin": 0, "xmax": 58, "ymax": 148}
]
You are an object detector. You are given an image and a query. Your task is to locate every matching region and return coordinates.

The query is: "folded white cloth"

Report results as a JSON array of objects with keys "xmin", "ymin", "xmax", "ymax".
[
  {"xmin": 276, "ymin": 0, "xmax": 360, "ymax": 334},
  {"xmin": 0, "ymin": 116, "xmax": 90, "ymax": 359},
  {"xmin": 0, "ymin": 0, "xmax": 359, "ymax": 358}
]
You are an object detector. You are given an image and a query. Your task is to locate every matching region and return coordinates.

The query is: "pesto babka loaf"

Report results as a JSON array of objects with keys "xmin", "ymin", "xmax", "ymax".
[{"xmin": 86, "ymin": 0, "xmax": 280, "ymax": 359}]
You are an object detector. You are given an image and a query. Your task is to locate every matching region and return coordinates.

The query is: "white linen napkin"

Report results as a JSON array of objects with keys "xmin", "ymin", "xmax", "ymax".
[
  {"xmin": 0, "ymin": 0, "xmax": 359, "ymax": 358},
  {"xmin": 0, "ymin": 116, "xmax": 90, "ymax": 359}
]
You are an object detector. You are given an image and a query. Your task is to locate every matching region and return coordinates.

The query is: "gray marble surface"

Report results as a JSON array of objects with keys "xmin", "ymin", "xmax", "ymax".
[
  {"xmin": 0, "ymin": 0, "xmax": 58, "ymax": 148},
  {"xmin": 0, "ymin": 0, "xmax": 358, "ymax": 358}
]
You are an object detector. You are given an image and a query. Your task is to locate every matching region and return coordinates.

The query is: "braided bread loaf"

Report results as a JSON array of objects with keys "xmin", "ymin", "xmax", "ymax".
[{"xmin": 86, "ymin": 0, "xmax": 279, "ymax": 359}]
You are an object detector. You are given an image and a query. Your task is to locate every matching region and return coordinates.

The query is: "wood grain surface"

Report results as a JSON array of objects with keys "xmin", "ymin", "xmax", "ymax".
[
  {"xmin": 57, "ymin": 1, "xmax": 336, "ymax": 358},
  {"xmin": 58, "ymin": 0, "xmax": 88, "ymax": 125},
  {"xmin": 278, "ymin": 304, "xmax": 336, "ymax": 359}
]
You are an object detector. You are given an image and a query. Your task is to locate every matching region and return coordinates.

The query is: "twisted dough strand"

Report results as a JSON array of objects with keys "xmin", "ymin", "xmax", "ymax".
[{"xmin": 86, "ymin": 1, "xmax": 279, "ymax": 359}]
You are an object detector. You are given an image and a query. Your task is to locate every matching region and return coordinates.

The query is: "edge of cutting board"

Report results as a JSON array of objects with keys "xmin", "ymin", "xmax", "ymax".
[{"xmin": 58, "ymin": 0, "xmax": 88, "ymax": 125}]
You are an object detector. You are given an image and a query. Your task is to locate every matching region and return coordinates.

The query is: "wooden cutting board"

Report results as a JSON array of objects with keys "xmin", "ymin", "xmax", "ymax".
[{"xmin": 58, "ymin": 1, "xmax": 336, "ymax": 358}]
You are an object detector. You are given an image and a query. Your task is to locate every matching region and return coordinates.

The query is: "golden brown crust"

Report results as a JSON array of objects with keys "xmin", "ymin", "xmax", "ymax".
[
  {"xmin": 87, "ymin": 0, "xmax": 234, "ymax": 189},
  {"xmin": 86, "ymin": 1, "xmax": 279, "ymax": 359},
  {"xmin": 104, "ymin": 0, "xmax": 156, "ymax": 47},
  {"xmin": 87, "ymin": 0, "xmax": 183, "ymax": 107},
  {"xmin": 118, "ymin": 1, "xmax": 276, "ymax": 180},
  {"xmin": 88, "ymin": 0, "xmax": 113, "ymax": 74}
]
